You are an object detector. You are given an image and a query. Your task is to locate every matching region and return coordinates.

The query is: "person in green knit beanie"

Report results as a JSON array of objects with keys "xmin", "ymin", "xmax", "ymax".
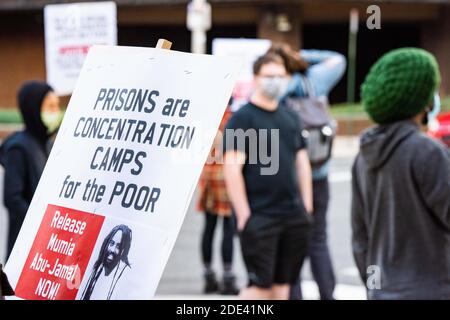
[
  {"xmin": 362, "ymin": 47, "xmax": 441, "ymax": 124},
  {"xmin": 351, "ymin": 47, "xmax": 450, "ymax": 300}
]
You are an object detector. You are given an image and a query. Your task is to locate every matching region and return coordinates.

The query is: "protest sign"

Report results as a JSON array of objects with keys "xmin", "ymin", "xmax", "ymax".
[
  {"xmin": 212, "ymin": 38, "xmax": 271, "ymax": 111},
  {"xmin": 44, "ymin": 1, "xmax": 117, "ymax": 95},
  {"xmin": 5, "ymin": 44, "xmax": 241, "ymax": 300}
]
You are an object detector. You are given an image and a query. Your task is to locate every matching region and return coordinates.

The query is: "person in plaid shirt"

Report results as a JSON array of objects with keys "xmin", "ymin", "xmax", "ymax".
[{"xmin": 197, "ymin": 103, "xmax": 239, "ymax": 295}]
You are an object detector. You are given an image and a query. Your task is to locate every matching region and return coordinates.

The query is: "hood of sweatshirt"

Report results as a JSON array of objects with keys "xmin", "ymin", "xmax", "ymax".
[
  {"xmin": 17, "ymin": 81, "xmax": 53, "ymax": 144},
  {"xmin": 359, "ymin": 120, "xmax": 419, "ymax": 170}
]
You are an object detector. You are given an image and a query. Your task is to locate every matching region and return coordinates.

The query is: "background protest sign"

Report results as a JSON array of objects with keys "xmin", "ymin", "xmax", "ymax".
[
  {"xmin": 212, "ymin": 38, "xmax": 271, "ymax": 111},
  {"xmin": 44, "ymin": 1, "xmax": 117, "ymax": 95},
  {"xmin": 5, "ymin": 45, "xmax": 241, "ymax": 300}
]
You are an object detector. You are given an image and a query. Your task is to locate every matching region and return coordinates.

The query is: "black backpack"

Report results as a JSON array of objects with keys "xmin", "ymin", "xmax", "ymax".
[{"xmin": 284, "ymin": 75, "xmax": 336, "ymax": 168}]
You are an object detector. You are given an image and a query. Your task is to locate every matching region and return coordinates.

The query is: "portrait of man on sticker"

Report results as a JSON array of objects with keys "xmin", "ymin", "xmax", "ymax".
[{"xmin": 81, "ymin": 224, "xmax": 132, "ymax": 300}]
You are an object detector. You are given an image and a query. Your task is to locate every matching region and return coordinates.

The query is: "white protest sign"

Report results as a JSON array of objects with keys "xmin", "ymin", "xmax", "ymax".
[
  {"xmin": 44, "ymin": 1, "xmax": 117, "ymax": 96},
  {"xmin": 5, "ymin": 45, "xmax": 241, "ymax": 300},
  {"xmin": 212, "ymin": 38, "xmax": 271, "ymax": 111}
]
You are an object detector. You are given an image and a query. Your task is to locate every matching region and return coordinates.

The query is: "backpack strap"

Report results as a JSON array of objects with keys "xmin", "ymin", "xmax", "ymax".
[{"xmin": 300, "ymin": 74, "xmax": 316, "ymax": 98}]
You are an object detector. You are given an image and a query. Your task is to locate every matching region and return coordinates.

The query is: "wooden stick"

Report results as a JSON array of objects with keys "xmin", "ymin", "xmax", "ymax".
[{"xmin": 156, "ymin": 39, "xmax": 172, "ymax": 50}]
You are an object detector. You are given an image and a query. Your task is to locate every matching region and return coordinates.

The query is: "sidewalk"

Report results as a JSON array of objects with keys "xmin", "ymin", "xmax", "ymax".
[
  {"xmin": 155, "ymin": 280, "xmax": 366, "ymax": 300},
  {"xmin": 332, "ymin": 136, "xmax": 359, "ymax": 158}
]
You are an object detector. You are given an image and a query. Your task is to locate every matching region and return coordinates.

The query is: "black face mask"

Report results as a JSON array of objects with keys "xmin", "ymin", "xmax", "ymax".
[
  {"xmin": 421, "ymin": 106, "xmax": 433, "ymax": 126},
  {"xmin": 422, "ymin": 112, "xmax": 429, "ymax": 126}
]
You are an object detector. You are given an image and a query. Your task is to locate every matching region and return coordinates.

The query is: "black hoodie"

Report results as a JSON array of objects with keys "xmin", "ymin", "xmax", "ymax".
[
  {"xmin": 0, "ymin": 81, "xmax": 53, "ymax": 259},
  {"xmin": 352, "ymin": 120, "xmax": 450, "ymax": 300}
]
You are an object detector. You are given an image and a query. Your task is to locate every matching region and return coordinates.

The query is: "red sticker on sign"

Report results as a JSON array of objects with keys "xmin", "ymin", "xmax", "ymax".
[{"xmin": 15, "ymin": 204, "xmax": 105, "ymax": 300}]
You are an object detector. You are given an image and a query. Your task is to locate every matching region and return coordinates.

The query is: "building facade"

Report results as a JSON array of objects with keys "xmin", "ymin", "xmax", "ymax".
[{"xmin": 0, "ymin": 0, "xmax": 449, "ymax": 107}]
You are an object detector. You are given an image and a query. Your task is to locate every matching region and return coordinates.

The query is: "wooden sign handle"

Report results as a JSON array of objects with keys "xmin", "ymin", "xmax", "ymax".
[{"xmin": 156, "ymin": 39, "xmax": 172, "ymax": 50}]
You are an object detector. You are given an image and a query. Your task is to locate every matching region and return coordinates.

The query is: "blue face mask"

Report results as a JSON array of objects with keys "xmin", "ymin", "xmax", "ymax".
[{"xmin": 427, "ymin": 93, "xmax": 441, "ymax": 123}]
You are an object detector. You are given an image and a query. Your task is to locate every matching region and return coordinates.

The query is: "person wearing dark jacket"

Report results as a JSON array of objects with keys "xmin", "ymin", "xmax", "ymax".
[
  {"xmin": 352, "ymin": 48, "xmax": 450, "ymax": 300},
  {"xmin": 0, "ymin": 81, "xmax": 62, "ymax": 260},
  {"xmin": 1, "ymin": 264, "xmax": 14, "ymax": 299}
]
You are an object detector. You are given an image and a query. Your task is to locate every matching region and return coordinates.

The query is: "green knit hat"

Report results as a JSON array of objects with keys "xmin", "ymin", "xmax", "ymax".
[{"xmin": 361, "ymin": 47, "xmax": 440, "ymax": 124}]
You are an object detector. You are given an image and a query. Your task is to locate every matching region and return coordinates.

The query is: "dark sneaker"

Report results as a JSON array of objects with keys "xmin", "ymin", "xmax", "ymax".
[
  {"xmin": 203, "ymin": 270, "xmax": 219, "ymax": 294},
  {"xmin": 220, "ymin": 273, "xmax": 239, "ymax": 295}
]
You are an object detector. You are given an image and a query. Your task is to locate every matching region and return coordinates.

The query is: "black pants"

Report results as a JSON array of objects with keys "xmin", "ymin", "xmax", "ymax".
[
  {"xmin": 201, "ymin": 212, "xmax": 234, "ymax": 266},
  {"xmin": 6, "ymin": 213, "xmax": 24, "ymax": 260},
  {"xmin": 240, "ymin": 214, "xmax": 311, "ymax": 288},
  {"xmin": 290, "ymin": 178, "xmax": 336, "ymax": 300}
]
